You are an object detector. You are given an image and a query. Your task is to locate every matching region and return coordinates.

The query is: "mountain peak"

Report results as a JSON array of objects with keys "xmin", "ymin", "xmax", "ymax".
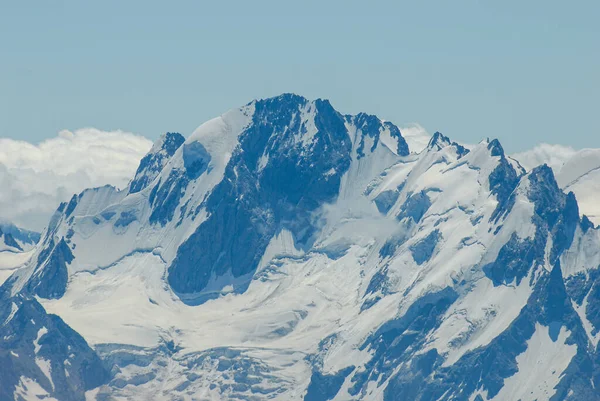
[
  {"xmin": 129, "ymin": 132, "xmax": 185, "ymax": 194},
  {"xmin": 487, "ymin": 138, "xmax": 505, "ymax": 157},
  {"xmin": 254, "ymin": 93, "xmax": 309, "ymax": 110},
  {"xmin": 157, "ymin": 132, "xmax": 186, "ymax": 154},
  {"xmin": 346, "ymin": 112, "xmax": 409, "ymax": 157},
  {"xmin": 529, "ymin": 163, "xmax": 559, "ymax": 188},
  {"xmin": 427, "ymin": 131, "xmax": 451, "ymax": 149},
  {"xmin": 427, "ymin": 131, "xmax": 469, "ymax": 158}
]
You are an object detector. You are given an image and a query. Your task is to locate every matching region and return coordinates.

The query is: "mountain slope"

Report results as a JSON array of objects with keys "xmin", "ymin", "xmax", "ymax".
[
  {"xmin": 1, "ymin": 94, "xmax": 600, "ymax": 400},
  {"xmin": 0, "ymin": 289, "xmax": 110, "ymax": 401}
]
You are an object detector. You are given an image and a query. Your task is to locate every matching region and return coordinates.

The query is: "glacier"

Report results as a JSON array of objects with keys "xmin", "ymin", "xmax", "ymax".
[{"xmin": 1, "ymin": 93, "xmax": 600, "ymax": 400}]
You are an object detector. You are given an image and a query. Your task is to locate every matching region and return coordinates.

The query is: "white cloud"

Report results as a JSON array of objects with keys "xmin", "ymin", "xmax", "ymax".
[
  {"xmin": 0, "ymin": 128, "xmax": 152, "ymax": 231},
  {"xmin": 555, "ymin": 148, "xmax": 600, "ymax": 186},
  {"xmin": 512, "ymin": 143, "xmax": 577, "ymax": 172},
  {"xmin": 400, "ymin": 123, "xmax": 431, "ymax": 154}
]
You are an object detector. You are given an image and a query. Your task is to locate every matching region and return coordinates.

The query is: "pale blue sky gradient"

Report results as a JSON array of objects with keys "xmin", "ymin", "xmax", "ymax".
[{"xmin": 1, "ymin": 0, "xmax": 598, "ymax": 152}]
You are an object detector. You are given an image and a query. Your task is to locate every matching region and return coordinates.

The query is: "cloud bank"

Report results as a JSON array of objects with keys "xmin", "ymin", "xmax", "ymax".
[
  {"xmin": 0, "ymin": 128, "xmax": 152, "ymax": 231},
  {"xmin": 512, "ymin": 143, "xmax": 577, "ymax": 172},
  {"xmin": 400, "ymin": 123, "xmax": 431, "ymax": 154}
]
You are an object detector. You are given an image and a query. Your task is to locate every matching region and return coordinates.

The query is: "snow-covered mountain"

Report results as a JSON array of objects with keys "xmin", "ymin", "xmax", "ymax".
[
  {"xmin": 2, "ymin": 94, "xmax": 600, "ymax": 401},
  {"xmin": 0, "ymin": 222, "xmax": 39, "ymax": 253},
  {"xmin": 0, "ymin": 223, "xmax": 39, "ymax": 287}
]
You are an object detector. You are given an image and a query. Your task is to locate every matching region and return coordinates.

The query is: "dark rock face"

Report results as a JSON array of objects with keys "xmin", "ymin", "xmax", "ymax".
[
  {"xmin": 182, "ymin": 141, "xmax": 211, "ymax": 179},
  {"xmin": 168, "ymin": 94, "xmax": 355, "ymax": 299},
  {"xmin": 145, "ymin": 134, "xmax": 210, "ymax": 228},
  {"xmin": 374, "ymin": 190, "xmax": 400, "ymax": 214},
  {"xmin": 487, "ymin": 138, "xmax": 505, "ymax": 157},
  {"xmin": 488, "ymin": 144, "xmax": 520, "ymax": 223},
  {"xmin": 304, "ymin": 366, "xmax": 355, "ymax": 401},
  {"xmin": 483, "ymin": 231, "xmax": 541, "ymax": 286},
  {"xmin": 567, "ymin": 267, "xmax": 600, "ymax": 343},
  {"xmin": 410, "ymin": 229, "xmax": 441, "ymax": 265},
  {"xmin": 114, "ymin": 211, "xmax": 137, "ymax": 228},
  {"xmin": 24, "ymin": 238, "xmax": 74, "ymax": 299},
  {"xmin": 129, "ymin": 132, "xmax": 185, "ymax": 194},
  {"xmin": 485, "ymin": 165, "xmax": 579, "ymax": 287},
  {"xmin": 0, "ymin": 292, "xmax": 110, "ymax": 401},
  {"xmin": 397, "ymin": 191, "xmax": 432, "ymax": 223},
  {"xmin": 346, "ymin": 113, "xmax": 409, "ymax": 158}
]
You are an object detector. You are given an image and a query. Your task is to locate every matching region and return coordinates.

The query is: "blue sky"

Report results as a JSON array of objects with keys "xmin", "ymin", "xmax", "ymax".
[{"xmin": 1, "ymin": 0, "xmax": 598, "ymax": 152}]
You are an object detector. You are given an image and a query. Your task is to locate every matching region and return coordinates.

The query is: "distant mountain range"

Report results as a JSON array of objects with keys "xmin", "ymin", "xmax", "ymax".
[{"xmin": 1, "ymin": 94, "xmax": 600, "ymax": 401}]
